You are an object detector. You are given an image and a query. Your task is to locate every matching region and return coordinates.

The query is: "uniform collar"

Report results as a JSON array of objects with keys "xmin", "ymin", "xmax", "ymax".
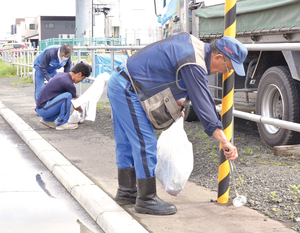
[
  {"xmin": 204, "ymin": 43, "xmax": 211, "ymax": 75},
  {"xmin": 57, "ymin": 48, "xmax": 63, "ymax": 63}
]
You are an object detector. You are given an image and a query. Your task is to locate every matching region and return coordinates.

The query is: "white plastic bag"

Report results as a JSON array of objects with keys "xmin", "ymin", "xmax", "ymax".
[
  {"xmin": 68, "ymin": 103, "xmax": 87, "ymax": 124},
  {"xmin": 156, "ymin": 117, "xmax": 193, "ymax": 196},
  {"xmin": 71, "ymin": 72, "xmax": 110, "ymax": 121}
]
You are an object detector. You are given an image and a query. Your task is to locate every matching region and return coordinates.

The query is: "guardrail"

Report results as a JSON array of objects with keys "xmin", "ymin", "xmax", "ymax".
[
  {"xmin": 1, "ymin": 48, "xmax": 39, "ymax": 78},
  {"xmin": 39, "ymin": 37, "xmax": 127, "ymax": 51},
  {"xmin": 0, "ymin": 44, "xmax": 144, "ymax": 80},
  {"xmin": 73, "ymin": 43, "xmax": 144, "ymax": 80}
]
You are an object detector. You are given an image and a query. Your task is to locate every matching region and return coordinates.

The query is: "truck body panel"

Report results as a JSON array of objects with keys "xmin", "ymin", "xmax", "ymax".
[
  {"xmin": 156, "ymin": 0, "xmax": 300, "ymax": 147},
  {"xmin": 196, "ymin": 0, "xmax": 300, "ymax": 43}
]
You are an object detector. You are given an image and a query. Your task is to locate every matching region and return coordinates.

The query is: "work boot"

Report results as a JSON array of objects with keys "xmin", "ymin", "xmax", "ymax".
[
  {"xmin": 56, "ymin": 122, "xmax": 78, "ymax": 131},
  {"xmin": 115, "ymin": 166, "xmax": 137, "ymax": 205},
  {"xmin": 135, "ymin": 176, "xmax": 177, "ymax": 215},
  {"xmin": 40, "ymin": 119, "xmax": 56, "ymax": 129}
]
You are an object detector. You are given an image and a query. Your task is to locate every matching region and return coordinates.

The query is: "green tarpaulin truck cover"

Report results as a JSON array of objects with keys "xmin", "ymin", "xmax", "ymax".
[{"xmin": 195, "ymin": 0, "xmax": 300, "ymax": 36}]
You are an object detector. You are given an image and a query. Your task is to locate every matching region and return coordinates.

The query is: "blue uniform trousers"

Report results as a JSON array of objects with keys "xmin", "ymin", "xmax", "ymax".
[
  {"xmin": 34, "ymin": 67, "xmax": 57, "ymax": 103},
  {"xmin": 107, "ymin": 70, "xmax": 157, "ymax": 179},
  {"xmin": 36, "ymin": 92, "xmax": 72, "ymax": 126}
]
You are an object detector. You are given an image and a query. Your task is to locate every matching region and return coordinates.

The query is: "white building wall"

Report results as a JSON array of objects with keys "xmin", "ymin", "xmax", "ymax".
[
  {"xmin": 93, "ymin": 0, "xmax": 161, "ymax": 45},
  {"xmin": 20, "ymin": 21, "xmax": 26, "ymax": 42},
  {"xmin": 24, "ymin": 17, "xmax": 38, "ymax": 39},
  {"xmin": 76, "ymin": 0, "xmax": 92, "ymax": 39},
  {"xmin": 120, "ymin": 0, "xmax": 161, "ymax": 45}
]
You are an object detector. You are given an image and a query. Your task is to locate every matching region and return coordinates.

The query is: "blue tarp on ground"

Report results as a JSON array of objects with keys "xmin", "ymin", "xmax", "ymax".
[{"xmin": 95, "ymin": 54, "xmax": 129, "ymax": 77}]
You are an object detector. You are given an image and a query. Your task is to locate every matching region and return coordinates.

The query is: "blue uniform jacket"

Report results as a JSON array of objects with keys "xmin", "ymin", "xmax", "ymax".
[
  {"xmin": 123, "ymin": 32, "xmax": 223, "ymax": 136},
  {"xmin": 34, "ymin": 46, "xmax": 71, "ymax": 81}
]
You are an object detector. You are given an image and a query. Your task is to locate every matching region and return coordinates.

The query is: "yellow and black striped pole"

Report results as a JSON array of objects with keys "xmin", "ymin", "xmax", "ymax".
[{"xmin": 217, "ymin": 0, "xmax": 236, "ymax": 204}]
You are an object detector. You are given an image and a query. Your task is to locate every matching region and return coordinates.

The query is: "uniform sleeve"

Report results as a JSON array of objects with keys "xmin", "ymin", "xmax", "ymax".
[
  {"xmin": 39, "ymin": 50, "xmax": 53, "ymax": 81},
  {"xmin": 180, "ymin": 65, "xmax": 223, "ymax": 136},
  {"xmin": 64, "ymin": 58, "xmax": 71, "ymax": 72},
  {"xmin": 67, "ymin": 83, "xmax": 77, "ymax": 98}
]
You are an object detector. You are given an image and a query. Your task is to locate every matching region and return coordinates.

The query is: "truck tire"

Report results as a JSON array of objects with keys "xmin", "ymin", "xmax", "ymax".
[
  {"xmin": 184, "ymin": 104, "xmax": 199, "ymax": 122},
  {"xmin": 256, "ymin": 66, "xmax": 300, "ymax": 147}
]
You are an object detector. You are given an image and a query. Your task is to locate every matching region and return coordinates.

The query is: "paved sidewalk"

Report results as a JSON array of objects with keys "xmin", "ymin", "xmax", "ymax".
[{"xmin": 0, "ymin": 77, "xmax": 296, "ymax": 233}]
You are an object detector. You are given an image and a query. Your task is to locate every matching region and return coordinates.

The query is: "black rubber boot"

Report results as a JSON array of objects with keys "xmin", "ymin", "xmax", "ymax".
[
  {"xmin": 135, "ymin": 176, "xmax": 177, "ymax": 215},
  {"xmin": 115, "ymin": 166, "xmax": 137, "ymax": 205}
]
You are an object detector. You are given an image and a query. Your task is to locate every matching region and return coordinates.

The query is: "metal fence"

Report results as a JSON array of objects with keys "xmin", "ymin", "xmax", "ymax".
[
  {"xmin": 73, "ymin": 44, "xmax": 144, "ymax": 80},
  {"xmin": 0, "ymin": 48, "xmax": 39, "ymax": 78},
  {"xmin": 2, "ymin": 42, "xmax": 300, "ymax": 134},
  {"xmin": 0, "ymin": 44, "xmax": 143, "ymax": 79},
  {"xmin": 39, "ymin": 37, "xmax": 127, "ymax": 51}
]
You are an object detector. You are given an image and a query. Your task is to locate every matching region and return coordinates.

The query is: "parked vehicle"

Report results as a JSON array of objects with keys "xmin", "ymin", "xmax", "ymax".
[
  {"xmin": 0, "ymin": 43, "xmax": 6, "ymax": 56},
  {"xmin": 156, "ymin": 0, "xmax": 300, "ymax": 147},
  {"xmin": 0, "ymin": 42, "xmax": 31, "ymax": 56}
]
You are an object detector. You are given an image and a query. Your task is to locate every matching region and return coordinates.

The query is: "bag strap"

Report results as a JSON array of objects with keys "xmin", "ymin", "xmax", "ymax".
[
  {"xmin": 125, "ymin": 61, "xmax": 142, "ymax": 102},
  {"xmin": 117, "ymin": 66, "xmax": 131, "ymax": 83},
  {"xmin": 124, "ymin": 61, "xmax": 191, "ymax": 109}
]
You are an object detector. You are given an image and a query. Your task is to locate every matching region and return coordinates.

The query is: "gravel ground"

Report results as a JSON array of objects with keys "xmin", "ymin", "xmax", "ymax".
[{"xmin": 88, "ymin": 100, "xmax": 300, "ymax": 232}]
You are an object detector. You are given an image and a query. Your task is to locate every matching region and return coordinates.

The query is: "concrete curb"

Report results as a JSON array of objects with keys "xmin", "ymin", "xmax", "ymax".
[{"xmin": 0, "ymin": 101, "xmax": 148, "ymax": 233}]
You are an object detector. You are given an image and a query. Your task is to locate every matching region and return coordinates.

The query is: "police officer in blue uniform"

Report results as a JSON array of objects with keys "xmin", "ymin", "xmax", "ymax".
[
  {"xmin": 33, "ymin": 44, "xmax": 73, "ymax": 103},
  {"xmin": 107, "ymin": 33, "xmax": 248, "ymax": 215}
]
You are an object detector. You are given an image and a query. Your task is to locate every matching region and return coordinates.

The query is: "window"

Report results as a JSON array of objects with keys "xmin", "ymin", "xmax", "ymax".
[
  {"xmin": 29, "ymin": 24, "xmax": 35, "ymax": 30},
  {"xmin": 45, "ymin": 23, "xmax": 55, "ymax": 29},
  {"xmin": 65, "ymin": 23, "xmax": 75, "ymax": 29},
  {"xmin": 13, "ymin": 44, "xmax": 22, "ymax": 49}
]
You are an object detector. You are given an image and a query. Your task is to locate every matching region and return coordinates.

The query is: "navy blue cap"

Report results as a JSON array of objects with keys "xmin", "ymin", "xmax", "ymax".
[{"xmin": 215, "ymin": 36, "xmax": 248, "ymax": 76}]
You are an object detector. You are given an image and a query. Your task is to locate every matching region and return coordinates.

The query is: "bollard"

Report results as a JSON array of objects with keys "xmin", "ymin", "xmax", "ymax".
[{"xmin": 217, "ymin": 0, "xmax": 236, "ymax": 204}]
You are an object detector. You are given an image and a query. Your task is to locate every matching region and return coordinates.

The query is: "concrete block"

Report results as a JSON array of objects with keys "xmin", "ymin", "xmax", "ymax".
[
  {"xmin": 12, "ymin": 123, "xmax": 33, "ymax": 135},
  {"xmin": 18, "ymin": 130, "xmax": 43, "ymax": 145},
  {"xmin": 53, "ymin": 165, "xmax": 94, "ymax": 192},
  {"xmin": 71, "ymin": 185, "xmax": 148, "ymax": 233},
  {"xmin": 38, "ymin": 150, "xmax": 72, "ymax": 172},
  {"xmin": 28, "ymin": 138, "xmax": 55, "ymax": 156}
]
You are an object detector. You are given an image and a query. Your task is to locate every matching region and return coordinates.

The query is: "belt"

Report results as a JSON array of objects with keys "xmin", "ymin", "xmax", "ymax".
[{"xmin": 117, "ymin": 66, "xmax": 135, "ymax": 92}]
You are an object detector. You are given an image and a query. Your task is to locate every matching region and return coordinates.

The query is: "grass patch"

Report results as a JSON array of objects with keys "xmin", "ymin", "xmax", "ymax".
[
  {"xmin": 10, "ymin": 77, "xmax": 33, "ymax": 85},
  {"xmin": 0, "ymin": 60, "xmax": 17, "ymax": 77},
  {"xmin": 96, "ymin": 101, "xmax": 111, "ymax": 114}
]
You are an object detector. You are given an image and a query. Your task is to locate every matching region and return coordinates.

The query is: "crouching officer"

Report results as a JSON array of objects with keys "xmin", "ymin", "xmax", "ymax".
[{"xmin": 36, "ymin": 62, "xmax": 91, "ymax": 131}]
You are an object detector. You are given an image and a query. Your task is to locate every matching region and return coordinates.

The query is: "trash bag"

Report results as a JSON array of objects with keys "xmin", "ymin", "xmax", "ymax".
[
  {"xmin": 71, "ymin": 72, "xmax": 110, "ymax": 121},
  {"xmin": 68, "ymin": 103, "xmax": 87, "ymax": 124},
  {"xmin": 156, "ymin": 117, "xmax": 193, "ymax": 196}
]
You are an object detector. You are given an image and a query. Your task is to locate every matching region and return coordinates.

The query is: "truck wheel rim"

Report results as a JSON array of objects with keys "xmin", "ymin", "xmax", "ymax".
[{"xmin": 261, "ymin": 84, "xmax": 284, "ymax": 134}]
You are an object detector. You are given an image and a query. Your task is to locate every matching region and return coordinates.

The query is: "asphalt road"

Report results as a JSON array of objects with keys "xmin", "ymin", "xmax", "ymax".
[{"xmin": 0, "ymin": 112, "xmax": 103, "ymax": 233}]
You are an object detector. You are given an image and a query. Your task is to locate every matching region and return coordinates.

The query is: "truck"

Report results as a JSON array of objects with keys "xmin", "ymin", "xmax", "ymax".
[{"xmin": 155, "ymin": 0, "xmax": 300, "ymax": 147}]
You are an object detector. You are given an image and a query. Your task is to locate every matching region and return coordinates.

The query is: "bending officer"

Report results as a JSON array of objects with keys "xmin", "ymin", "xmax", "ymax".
[
  {"xmin": 33, "ymin": 44, "xmax": 73, "ymax": 103},
  {"xmin": 107, "ymin": 33, "xmax": 248, "ymax": 215}
]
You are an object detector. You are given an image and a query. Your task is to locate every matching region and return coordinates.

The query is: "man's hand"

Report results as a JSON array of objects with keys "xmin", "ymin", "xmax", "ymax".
[
  {"xmin": 222, "ymin": 141, "xmax": 238, "ymax": 161},
  {"xmin": 75, "ymin": 106, "xmax": 83, "ymax": 113},
  {"xmin": 176, "ymin": 99, "xmax": 185, "ymax": 118},
  {"xmin": 212, "ymin": 128, "xmax": 238, "ymax": 161},
  {"xmin": 72, "ymin": 97, "xmax": 83, "ymax": 113}
]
